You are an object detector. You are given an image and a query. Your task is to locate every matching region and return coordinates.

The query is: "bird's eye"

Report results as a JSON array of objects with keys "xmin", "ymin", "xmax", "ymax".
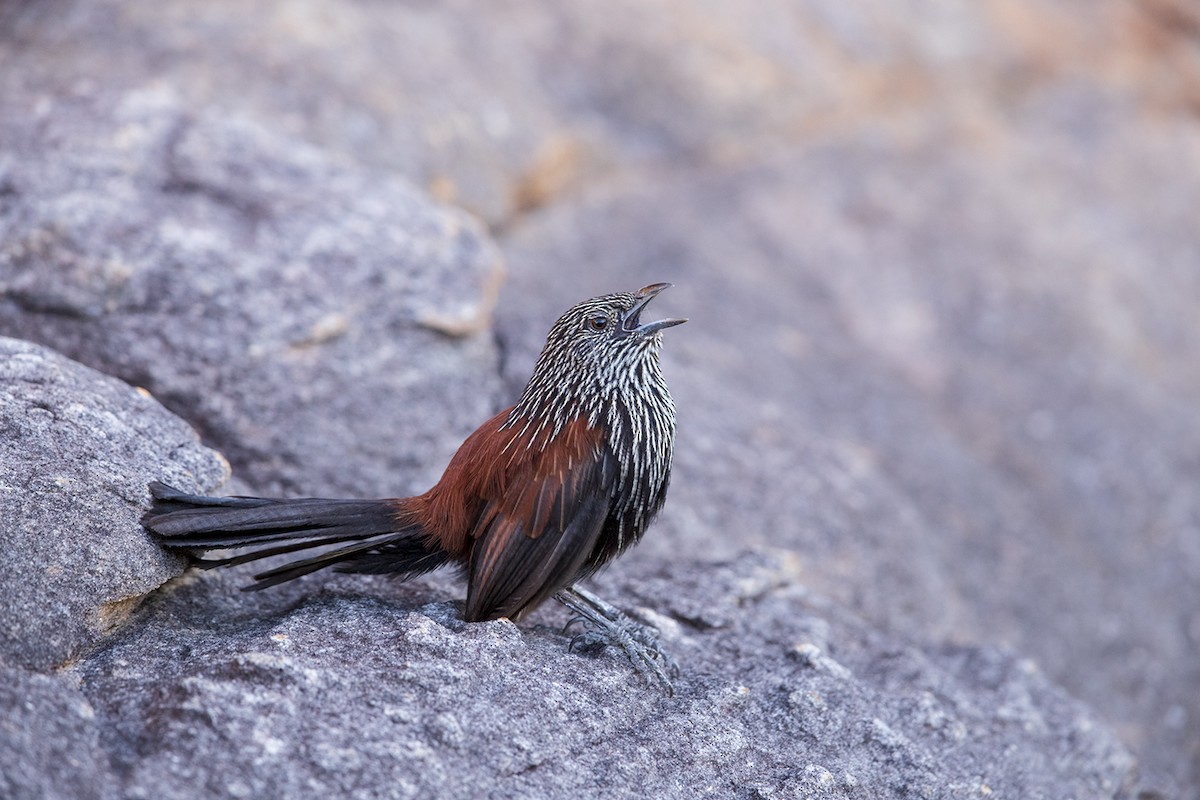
[{"xmin": 586, "ymin": 313, "xmax": 610, "ymax": 332}]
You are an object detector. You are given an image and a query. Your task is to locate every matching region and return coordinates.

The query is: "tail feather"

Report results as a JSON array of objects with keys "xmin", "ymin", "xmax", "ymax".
[
  {"xmin": 145, "ymin": 482, "xmax": 395, "ymax": 545},
  {"xmin": 143, "ymin": 481, "xmax": 449, "ymax": 590}
]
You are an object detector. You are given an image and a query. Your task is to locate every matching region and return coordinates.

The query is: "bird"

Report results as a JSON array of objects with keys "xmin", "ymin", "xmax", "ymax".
[{"xmin": 144, "ymin": 282, "xmax": 686, "ymax": 686}]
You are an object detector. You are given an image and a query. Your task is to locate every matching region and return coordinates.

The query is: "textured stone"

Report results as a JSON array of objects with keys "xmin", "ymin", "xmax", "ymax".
[
  {"xmin": 71, "ymin": 554, "xmax": 1134, "ymax": 800},
  {"xmin": 1, "ymin": 0, "xmax": 1197, "ymax": 796},
  {"xmin": 0, "ymin": 666, "xmax": 119, "ymax": 800},
  {"xmin": 2, "ymin": 0, "xmax": 1183, "ymax": 227},
  {"xmin": 0, "ymin": 337, "xmax": 227, "ymax": 670},
  {"xmin": 0, "ymin": 88, "xmax": 506, "ymax": 497},
  {"xmin": 497, "ymin": 103, "xmax": 1200, "ymax": 796}
]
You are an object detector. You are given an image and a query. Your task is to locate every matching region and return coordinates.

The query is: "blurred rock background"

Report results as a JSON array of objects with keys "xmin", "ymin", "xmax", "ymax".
[{"xmin": 2, "ymin": 1, "xmax": 1198, "ymax": 797}]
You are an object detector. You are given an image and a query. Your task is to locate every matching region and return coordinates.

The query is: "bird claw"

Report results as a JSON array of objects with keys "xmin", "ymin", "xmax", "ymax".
[
  {"xmin": 554, "ymin": 586, "xmax": 678, "ymax": 694},
  {"xmin": 567, "ymin": 629, "xmax": 609, "ymax": 655}
]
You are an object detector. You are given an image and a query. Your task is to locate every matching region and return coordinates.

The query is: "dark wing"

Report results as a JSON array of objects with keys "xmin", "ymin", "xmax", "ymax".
[{"xmin": 463, "ymin": 418, "xmax": 618, "ymax": 621}]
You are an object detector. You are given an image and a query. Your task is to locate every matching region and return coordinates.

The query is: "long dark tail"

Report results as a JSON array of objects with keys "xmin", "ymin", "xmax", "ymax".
[{"xmin": 143, "ymin": 482, "xmax": 449, "ymax": 590}]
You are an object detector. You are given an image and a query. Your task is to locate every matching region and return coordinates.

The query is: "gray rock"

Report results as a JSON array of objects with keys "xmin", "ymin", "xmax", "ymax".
[
  {"xmin": 0, "ymin": 666, "xmax": 118, "ymax": 800},
  {"xmin": 0, "ymin": 0, "xmax": 1146, "ymax": 227},
  {"xmin": 72, "ymin": 553, "xmax": 1134, "ymax": 800},
  {"xmin": 0, "ymin": 336, "xmax": 227, "ymax": 670},
  {"xmin": 0, "ymin": 332, "xmax": 1139, "ymax": 798},
  {"xmin": 0, "ymin": 88, "xmax": 506, "ymax": 497},
  {"xmin": 2, "ymin": 0, "xmax": 1196, "ymax": 796},
  {"xmin": 497, "ymin": 104, "xmax": 1200, "ymax": 797}
]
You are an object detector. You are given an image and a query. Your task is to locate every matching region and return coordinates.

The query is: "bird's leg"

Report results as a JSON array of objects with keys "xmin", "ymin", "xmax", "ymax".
[{"xmin": 554, "ymin": 585, "xmax": 678, "ymax": 693}]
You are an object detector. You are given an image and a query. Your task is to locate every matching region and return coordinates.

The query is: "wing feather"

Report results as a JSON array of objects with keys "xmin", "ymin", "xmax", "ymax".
[{"xmin": 464, "ymin": 418, "xmax": 616, "ymax": 621}]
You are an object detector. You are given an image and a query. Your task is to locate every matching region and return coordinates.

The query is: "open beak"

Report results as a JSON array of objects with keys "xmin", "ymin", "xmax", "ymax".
[{"xmin": 624, "ymin": 282, "xmax": 687, "ymax": 336}]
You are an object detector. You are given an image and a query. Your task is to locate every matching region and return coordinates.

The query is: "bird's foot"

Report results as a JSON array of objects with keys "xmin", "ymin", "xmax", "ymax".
[{"xmin": 554, "ymin": 585, "xmax": 678, "ymax": 694}]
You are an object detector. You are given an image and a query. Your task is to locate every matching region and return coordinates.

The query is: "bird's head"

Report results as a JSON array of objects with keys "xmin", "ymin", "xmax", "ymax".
[
  {"xmin": 545, "ymin": 282, "xmax": 686, "ymax": 370},
  {"xmin": 516, "ymin": 283, "xmax": 686, "ymax": 420}
]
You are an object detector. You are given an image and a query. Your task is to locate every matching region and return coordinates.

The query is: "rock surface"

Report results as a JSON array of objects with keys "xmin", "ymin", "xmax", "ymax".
[
  {"xmin": 40, "ymin": 555, "xmax": 1134, "ymax": 800},
  {"xmin": 0, "ymin": 338, "xmax": 1134, "ymax": 798},
  {"xmin": 2, "ymin": 0, "xmax": 1198, "ymax": 797},
  {"xmin": 0, "ymin": 666, "xmax": 119, "ymax": 800},
  {"xmin": 496, "ymin": 114, "xmax": 1200, "ymax": 797},
  {"xmin": 0, "ymin": 337, "xmax": 226, "ymax": 671},
  {"xmin": 0, "ymin": 87, "xmax": 505, "ymax": 498}
]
